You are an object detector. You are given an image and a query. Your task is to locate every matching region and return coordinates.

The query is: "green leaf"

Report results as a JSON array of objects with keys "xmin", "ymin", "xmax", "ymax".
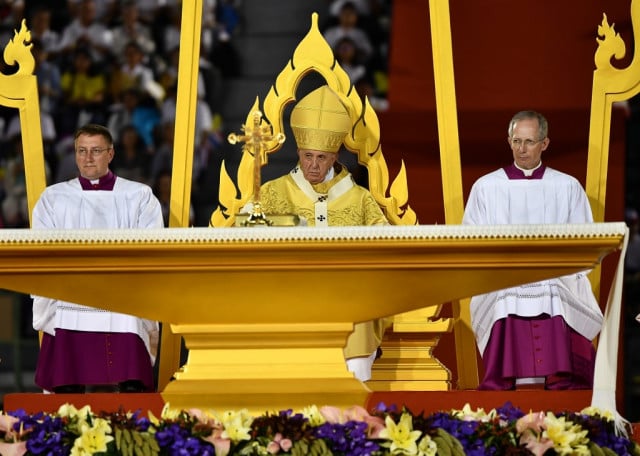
[
  {"xmin": 602, "ymin": 447, "xmax": 620, "ymax": 456},
  {"xmin": 115, "ymin": 427, "xmax": 123, "ymax": 450},
  {"xmin": 587, "ymin": 441, "xmax": 606, "ymax": 456},
  {"xmin": 436, "ymin": 428, "xmax": 466, "ymax": 456},
  {"xmin": 432, "ymin": 436, "xmax": 452, "ymax": 456},
  {"xmin": 132, "ymin": 430, "xmax": 143, "ymax": 446}
]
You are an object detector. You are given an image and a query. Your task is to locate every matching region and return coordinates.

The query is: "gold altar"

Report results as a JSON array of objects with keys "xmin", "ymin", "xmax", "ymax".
[{"xmin": 0, "ymin": 224, "xmax": 625, "ymax": 411}]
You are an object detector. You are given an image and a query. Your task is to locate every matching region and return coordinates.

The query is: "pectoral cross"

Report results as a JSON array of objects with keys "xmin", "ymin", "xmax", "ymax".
[{"xmin": 228, "ymin": 110, "xmax": 285, "ymax": 226}]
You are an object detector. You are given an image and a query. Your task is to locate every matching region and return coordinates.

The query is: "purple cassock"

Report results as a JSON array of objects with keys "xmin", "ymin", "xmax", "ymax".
[{"xmin": 36, "ymin": 331, "xmax": 155, "ymax": 392}]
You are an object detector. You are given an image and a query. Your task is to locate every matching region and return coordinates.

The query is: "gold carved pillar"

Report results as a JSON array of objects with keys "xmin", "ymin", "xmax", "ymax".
[{"xmin": 370, "ymin": 0, "xmax": 477, "ymax": 391}]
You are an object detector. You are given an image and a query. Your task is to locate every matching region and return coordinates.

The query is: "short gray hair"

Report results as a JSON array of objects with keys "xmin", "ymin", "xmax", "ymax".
[{"xmin": 508, "ymin": 111, "xmax": 548, "ymax": 140}]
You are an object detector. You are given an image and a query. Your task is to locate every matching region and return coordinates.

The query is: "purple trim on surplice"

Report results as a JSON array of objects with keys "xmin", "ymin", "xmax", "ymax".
[
  {"xmin": 503, "ymin": 164, "xmax": 546, "ymax": 180},
  {"xmin": 78, "ymin": 171, "xmax": 116, "ymax": 190}
]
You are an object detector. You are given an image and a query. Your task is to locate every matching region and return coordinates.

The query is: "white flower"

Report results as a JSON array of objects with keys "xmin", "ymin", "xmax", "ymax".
[
  {"xmin": 417, "ymin": 435, "xmax": 438, "ymax": 456},
  {"xmin": 57, "ymin": 403, "xmax": 81, "ymax": 418},
  {"xmin": 451, "ymin": 403, "xmax": 497, "ymax": 422}
]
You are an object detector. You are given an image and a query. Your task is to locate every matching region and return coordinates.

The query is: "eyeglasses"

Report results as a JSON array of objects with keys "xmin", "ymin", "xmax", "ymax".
[
  {"xmin": 510, "ymin": 138, "xmax": 543, "ymax": 149},
  {"xmin": 76, "ymin": 147, "xmax": 111, "ymax": 157}
]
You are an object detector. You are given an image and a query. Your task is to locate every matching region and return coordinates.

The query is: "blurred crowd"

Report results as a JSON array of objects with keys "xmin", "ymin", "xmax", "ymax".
[
  {"xmin": 0, "ymin": 0, "xmax": 391, "ymax": 228},
  {"xmin": 320, "ymin": 0, "xmax": 391, "ymax": 112}
]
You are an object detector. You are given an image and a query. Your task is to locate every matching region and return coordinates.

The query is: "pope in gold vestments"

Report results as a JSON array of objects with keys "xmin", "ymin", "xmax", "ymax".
[
  {"xmin": 251, "ymin": 85, "xmax": 390, "ymax": 379},
  {"xmin": 259, "ymin": 164, "xmax": 388, "ymax": 358}
]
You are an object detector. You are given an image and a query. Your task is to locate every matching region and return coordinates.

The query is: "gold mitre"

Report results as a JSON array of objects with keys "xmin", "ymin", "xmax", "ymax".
[{"xmin": 290, "ymin": 85, "xmax": 351, "ymax": 153}]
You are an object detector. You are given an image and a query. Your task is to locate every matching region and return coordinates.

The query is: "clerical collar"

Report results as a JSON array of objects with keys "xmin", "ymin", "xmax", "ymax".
[
  {"xmin": 79, "ymin": 171, "xmax": 116, "ymax": 190},
  {"xmin": 504, "ymin": 162, "xmax": 545, "ymax": 180}
]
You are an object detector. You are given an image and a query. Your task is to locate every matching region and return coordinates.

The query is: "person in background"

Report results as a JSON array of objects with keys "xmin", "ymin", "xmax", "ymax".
[
  {"xmin": 1, "ymin": 135, "xmax": 51, "ymax": 228},
  {"xmin": 246, "ymin": 85, "xmax": 389, "ymax": 381},
  {"xmin": 31, "ymin": 123, "xmax": 163, "ymax": 393},
  {"xmin": 56, "ymin": 0, "xmax": 114, "ymax": 64},
  {"xmin": 27, "ymin": 6, "xmax": 61, "ymax": 57},
  {"xmin": 323, "ymin": 1, "xmax": 374, "ymax": 64},
  {"xmin": 152, "ymin": 168, "xmax": 194, "ymax": 227},
  {"xmin": 110, "ymin": 1, "xmax": 156, "ymax": 59},
  {"xmin": 58, "ymin": 46, "xmax": 107, "ymax": 136},
  {"xmin": 110, "ymin": 124, "xmax": 150, "ymax": 184},
  {"xmin": 463, "ymin": 110, "xmax": 603, "ymax": 390}
]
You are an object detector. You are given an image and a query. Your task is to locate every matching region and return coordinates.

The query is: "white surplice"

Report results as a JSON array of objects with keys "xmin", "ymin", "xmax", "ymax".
[
  {"xmin": 31, "ymin": 176, "xmax": 163, "ymax": 361},
  {"xmin": 462, "ymin": 167, "xmax": 604, "ymax": 353}
]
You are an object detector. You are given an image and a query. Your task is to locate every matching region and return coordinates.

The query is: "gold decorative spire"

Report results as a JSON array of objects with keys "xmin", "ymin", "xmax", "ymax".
[
  {"xmin": 0, "ymin": 19, "xmax": 46, "ymax": 224},
  {"xmin": 587, "ymin": 0, "xmax": 640, "ymax": 224},
  {"xmin": 2, "ymin": 19, "xmax": 35, "ymax": 76},
  {"xmin": 594, "ymin": 14, "xmax": 626, "ymax": 71}
]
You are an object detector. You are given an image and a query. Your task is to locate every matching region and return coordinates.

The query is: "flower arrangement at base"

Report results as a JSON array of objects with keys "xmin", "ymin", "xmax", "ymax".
[{"xmin": 0, "ymin": 401, "xmax": 638, "ymax": 455}]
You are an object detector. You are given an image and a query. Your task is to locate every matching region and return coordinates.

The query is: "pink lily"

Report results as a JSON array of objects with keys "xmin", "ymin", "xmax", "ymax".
[{"xmin": 0, "ymin": 441, "xmax": 27, "ymax": 456}]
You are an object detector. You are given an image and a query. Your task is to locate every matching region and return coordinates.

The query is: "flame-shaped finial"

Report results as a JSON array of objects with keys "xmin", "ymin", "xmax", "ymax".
[
  {"xmin": 594, "ymin": 13, "xmax": 626, "ymax": 70},
  {"xmin": 2, "ymin": 19, "xmax": 35, "ymax": 76}
]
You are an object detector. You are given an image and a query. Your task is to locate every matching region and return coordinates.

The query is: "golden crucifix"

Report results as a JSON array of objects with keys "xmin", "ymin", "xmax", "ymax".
[{"xmin": 228, "ymin": 110, "xmax": 285, "ymax": 226}]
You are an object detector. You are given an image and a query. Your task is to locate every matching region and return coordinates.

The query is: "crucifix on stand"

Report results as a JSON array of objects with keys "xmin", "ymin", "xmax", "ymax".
[{"xmin": 228, "ymin": 110, "xmax": 287, "ymax": 226}]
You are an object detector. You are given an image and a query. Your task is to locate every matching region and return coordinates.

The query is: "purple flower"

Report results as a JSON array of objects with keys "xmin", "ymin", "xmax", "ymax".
[
  {"xmin": 315, "ymin": 420, "xmax": 380, "ymax": 455},
  {"xmin": 495, "ymin": 402, "xmax": 525, "ymax": 422}
]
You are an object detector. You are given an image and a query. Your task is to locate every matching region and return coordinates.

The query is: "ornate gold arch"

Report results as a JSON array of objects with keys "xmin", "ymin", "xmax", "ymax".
[{"xmin": 210, "ymin": 13, "xmax": 417, "ymax": 227}]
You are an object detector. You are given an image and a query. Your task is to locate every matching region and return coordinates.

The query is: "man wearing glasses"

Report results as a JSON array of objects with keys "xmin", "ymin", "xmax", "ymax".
[
  {"xmin": 31, "ymin": 123, "xmax": 163, "ymax": 394},
  {"xmin": 463, "ymin": 111, "xmax": 603, "ymax": 391}
]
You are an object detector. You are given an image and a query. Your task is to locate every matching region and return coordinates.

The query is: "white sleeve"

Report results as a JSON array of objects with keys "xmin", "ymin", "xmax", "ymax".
[
  {"xmin": 31, "ymin": 190, "xmax": 55, "ymax": 229},
  {"xmin": 137, "ymin": 187, "xmax": 164, "ymax": 229},
  {"xmin": 462, "ymin": 182, "xmax": 486, "ymax": 225},
  {"xmin": 32, "ymin": 296, "xmax": 56, "ymax": 335},
  {"xmin": 567, "ymin": 181, "xmax": 594, "ymax": 223}
]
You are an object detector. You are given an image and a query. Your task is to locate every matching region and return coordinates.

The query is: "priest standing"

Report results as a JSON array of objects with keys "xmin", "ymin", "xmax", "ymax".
[
  {"xmin": 31, "ymin": 123, "xmax": 163, "ymax": 393},
  {"xmin": 463, "ymin": 110, "xmax": 603, "ymax": 390}
]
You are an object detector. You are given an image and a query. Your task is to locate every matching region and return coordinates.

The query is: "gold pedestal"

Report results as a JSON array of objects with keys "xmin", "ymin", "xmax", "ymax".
[
  {"xmin": 163, "ymin": 322, "xmax": 367, "ymax": 413},
  {"xmin": 370, "ymin": 306, "xmax": 455, "ymax": 391},
  {"xmin": 369, "ymin": 333, "xmax": 451, "ymax": 391}
]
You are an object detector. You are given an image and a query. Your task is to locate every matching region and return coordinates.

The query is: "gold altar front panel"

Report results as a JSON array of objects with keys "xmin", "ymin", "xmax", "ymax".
[{"xmin": 0, "ymin": 227, "xmax": 623, "ymax": 324}]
